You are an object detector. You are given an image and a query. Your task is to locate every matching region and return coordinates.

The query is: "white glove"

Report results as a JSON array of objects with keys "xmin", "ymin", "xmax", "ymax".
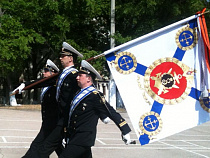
[
  {"xmin": 122, "ymin": 133, "xmax": 136, "ymax": 145},
  {"xmin": 13, "ymin": 83, "xmax": 25, "ymax": 94},
  {"xmin": 122, "ymin": 133, "xmax": 132, "ymax": 145},
  {"xmin": 102, "ymin": 117, "xmax": 110, "ymax": 124},
  {"xmin": 62, "ymin": 138, "xmax": 68, "ymax": 148}
]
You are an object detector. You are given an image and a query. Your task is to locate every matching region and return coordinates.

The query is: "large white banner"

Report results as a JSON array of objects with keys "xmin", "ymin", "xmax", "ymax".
[{"xmin": 105, "ymin": 15, "xmax": 210, "ymax": 145}]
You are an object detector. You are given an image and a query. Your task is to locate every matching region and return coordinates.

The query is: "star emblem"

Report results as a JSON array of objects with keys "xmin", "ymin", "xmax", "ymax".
[{"xmin": 151, "ymin": 68, "xmax": 181, "ymax": 95}]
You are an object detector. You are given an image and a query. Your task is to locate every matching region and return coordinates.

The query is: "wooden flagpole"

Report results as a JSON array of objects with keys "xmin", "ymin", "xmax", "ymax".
[{"xmin": 10, "ymin": 72, "xmax": 59, "ymax": 96}]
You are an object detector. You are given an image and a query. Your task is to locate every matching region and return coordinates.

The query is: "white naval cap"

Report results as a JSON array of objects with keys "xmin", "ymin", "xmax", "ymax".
[
  {"xmin": 45, "ymin": 59, "xmax": 60, "ymax": 73},
  {"xmin": 60, "ymin": 42, "xmax": 83, "ymax": 58},
  {"xmin": 79, "ymin": 60, "xmax": 102, "ymax": 80}
]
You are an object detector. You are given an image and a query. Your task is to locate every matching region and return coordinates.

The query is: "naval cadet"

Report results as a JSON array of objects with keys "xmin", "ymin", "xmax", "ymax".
[
  {"xmin": 13, "ymin": 59, "xmax": 63, "ymax": 157},
  {"xmin": 33, "ymin": 42, "xmax": 83, "ymax": 158},
  {"xmin": 59, "ymin": 60, "xmax": 134, "ymax": 158}
]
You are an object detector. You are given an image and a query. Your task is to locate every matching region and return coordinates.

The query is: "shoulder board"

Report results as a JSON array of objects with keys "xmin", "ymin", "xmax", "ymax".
[
  {"xmin": 93, "ymin": 90, "xmax": 99, "ymax": 94},
  {"xmin": 71, "ymin": 71, "xmax": 77, "ymax": 74}
]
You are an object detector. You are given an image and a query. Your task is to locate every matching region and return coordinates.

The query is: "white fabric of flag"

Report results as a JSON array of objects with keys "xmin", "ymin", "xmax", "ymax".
[{"xmin": 104, "ymin": 15, "xmax": 210, "ymax": 145}]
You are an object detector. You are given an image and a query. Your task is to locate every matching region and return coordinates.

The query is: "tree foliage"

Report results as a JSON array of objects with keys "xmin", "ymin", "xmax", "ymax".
[
  {"xmin": 114, "ymin": 0, "xmax": 210, "ymax": 45},
  {"xmin": 0, "ymin": 0, "xmax": 111, "ymax": 78}
]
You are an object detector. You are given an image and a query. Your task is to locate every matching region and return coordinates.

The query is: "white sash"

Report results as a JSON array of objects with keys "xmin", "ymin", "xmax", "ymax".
[
  {"xmin": 68, "ymin": 86, "xmax": 96, "ymax": 123},
  {"xmin": 56, "ymin": 67, "xmax": 78, "ymax": 101},
  {"xmin": 40, "ymin": 87, "xmax": 50, "ymax": 101}
]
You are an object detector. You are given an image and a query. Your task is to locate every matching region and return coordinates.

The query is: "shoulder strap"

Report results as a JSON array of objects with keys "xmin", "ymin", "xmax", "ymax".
[
  {"xmin": 56, "ymin": 67, "xmax": 78, "ymax": 101},
  {"xmin": 40, "ymin": 86, "xmax": 50, "ymax": 101},
  {"xmin": 68, "ymin": 86, "xmax": 96, "ymax": 123}
]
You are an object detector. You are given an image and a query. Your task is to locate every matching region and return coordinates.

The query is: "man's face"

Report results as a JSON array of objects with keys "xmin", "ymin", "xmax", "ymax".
[
  {"xmin": 60, "ymin": 55, "xmax": 72, "ymax": 68},
  {"xmin": 43, "ymin": 68, "xmax": 54, "ymax": 78},
  {"xmin": 76, "ymin": 73, "xmax": 91, "ymax": 89}
]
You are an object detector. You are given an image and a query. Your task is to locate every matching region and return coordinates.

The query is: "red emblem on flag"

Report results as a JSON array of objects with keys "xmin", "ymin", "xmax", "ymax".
[{"xmin": 144, "ymin": 57, "xmax": 194, "ymax": 104}]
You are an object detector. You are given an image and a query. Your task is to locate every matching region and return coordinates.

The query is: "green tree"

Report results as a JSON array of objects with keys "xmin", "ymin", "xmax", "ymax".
[
  {"xmin": 0, "ymin": 0, "xmax": 111, "ymax": 104},
  {"xmin": 114, "ymin": 0, "xmax": 210, "ymax": 45}
]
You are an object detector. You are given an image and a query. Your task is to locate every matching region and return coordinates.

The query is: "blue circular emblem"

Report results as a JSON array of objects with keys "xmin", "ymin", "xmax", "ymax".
[
  {"xmin": 179, "ymin": 30, "xmax": 195, "ymax": 47},
  {"xmin": 114, "ymin": 52, "xmax": 137, "ymax": 74},
  {"xmin": 118, "ymin": 55, "xmax": 134, "ymax": 71},
  {"xmin": 143, "ymin": 115, "xmax": 159, "ymax": 132},
  {"xmin": 175, "ymin": 25, "xmax": 198, "ymax": 51},
  {"xmin": 139, "ymin": 111, "xmax": 162, "ymax": 136}
]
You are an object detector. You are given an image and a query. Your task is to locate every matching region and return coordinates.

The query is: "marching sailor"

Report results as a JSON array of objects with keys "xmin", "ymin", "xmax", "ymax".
[
  {"xmin": 36, "ymin": 42, "xmax": 109, "ymax": 157},
  {"xmin": 34, "ymin": 42, "xmax": 83, "ymax": 157},
  {"xmin": 13, "ymin": 59, "xmax": 63, "ymax": 157},
  {"xmin": 59, "ymin": 60, "xmax": 134, "ymax": 158}
]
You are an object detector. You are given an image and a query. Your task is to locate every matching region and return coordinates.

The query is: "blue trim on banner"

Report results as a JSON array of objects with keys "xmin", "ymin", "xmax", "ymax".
[
  {"xmin": 134, "ymin": 63, "xmax": 147, "ymax": 76},
  {"xmin": 189, "ymin": 87, "xmax": 201, "ymax": 101},
  {"xmin": 189, "ymin": 19, "xmax": 198, "ymax": 28},
  {"xmin": 173, "ymin": 47, "xmax": 186, "ymax": 60},
  {"xmin": 139, "ymin": 134, "xmax": 150, "ymax": 145},
  {"xmin": 105, "ymin": 52, "xmax": 116, "ymax": 61},
  {"xmin": 151, "ymin": 101, "xmax": 164, "ymax": 115}
]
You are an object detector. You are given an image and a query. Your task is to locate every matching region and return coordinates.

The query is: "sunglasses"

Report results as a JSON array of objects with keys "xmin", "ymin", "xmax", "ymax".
[
  {"xmin": 60, "ymin": 54, "xmax": 68, "ymax": 58},
  {"xmin": 43, "ymin": 68, "xmax": 50, "ymax": 73}
]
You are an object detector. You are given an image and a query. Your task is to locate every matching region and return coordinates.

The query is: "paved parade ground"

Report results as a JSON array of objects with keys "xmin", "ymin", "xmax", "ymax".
[{"xmin": 0, "ymin": 107, "xmax": 210, "ymax": 158}]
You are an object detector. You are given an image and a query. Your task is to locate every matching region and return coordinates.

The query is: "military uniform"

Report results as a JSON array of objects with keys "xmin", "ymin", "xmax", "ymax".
[
  {"xmin": 59, "ymin": 86, "xmax": 131, "ymax": 158},
  {"xmin": 56, "ymin": 67, "xmax": 80, "ymax": 127},
  {"xmin": 33, "ymin": 42, "xmax": 83, "ymax": 158},
  {"xmin": 22, "ymin": 85, "xmax": 62, "ymax": 158},
  {"xmin": 59, "ymin": 60, "xmax": 132, "ymax": 158},
  {"xmin": 20, "ymin": 59, "xmax": 63, "ymax": 158}
]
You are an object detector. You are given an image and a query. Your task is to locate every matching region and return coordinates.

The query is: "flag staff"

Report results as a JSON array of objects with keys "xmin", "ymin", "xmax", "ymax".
[
  {"xmin": 10, "ymin": 72, "xmax": 59, "ymax": 96},
  {"xmin": 85, "ymin": 53, "xmax": 106, "ymax": 62}
]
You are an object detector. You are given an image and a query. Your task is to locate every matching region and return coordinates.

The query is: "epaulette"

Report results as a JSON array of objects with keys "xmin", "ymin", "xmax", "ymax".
[
  {"xmin": 71, "ymin": 71, "xmax": 77, "ymax": 74},
  {"xmin": 93, "ymin": 90, "xmax": 99, "ymax": 94}
]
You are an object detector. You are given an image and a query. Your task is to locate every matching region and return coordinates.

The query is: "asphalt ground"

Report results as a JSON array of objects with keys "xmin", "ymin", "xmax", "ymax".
[{"xmin": 0, "ymin": 107, "xmax": 210, "ymax": 158}]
